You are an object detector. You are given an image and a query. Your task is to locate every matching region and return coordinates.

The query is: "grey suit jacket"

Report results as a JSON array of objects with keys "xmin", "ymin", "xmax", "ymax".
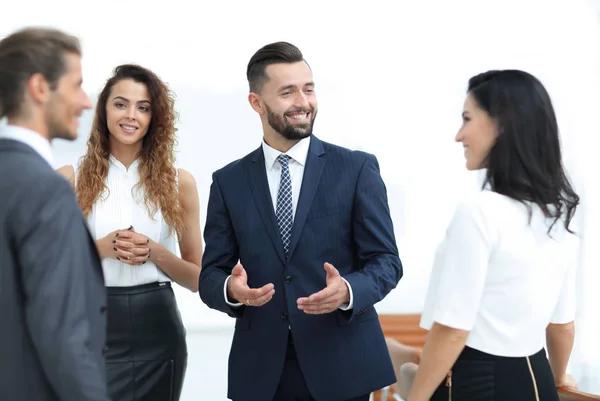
[{"xmin": 0, "ymin": 139, "xmax": 110, "ymax": 401}]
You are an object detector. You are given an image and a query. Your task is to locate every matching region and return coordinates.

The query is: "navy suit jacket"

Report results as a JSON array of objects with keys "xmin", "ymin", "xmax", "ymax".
[{"xmin": 199, "ymin": 135, "xmax": 402, "ymax": 401}]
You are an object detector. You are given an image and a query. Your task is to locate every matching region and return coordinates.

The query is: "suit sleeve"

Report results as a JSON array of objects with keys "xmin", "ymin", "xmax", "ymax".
[
  {"xmin": 16, "ymin": 179, "xmax": 109, "ymax": 401},
  {"xmin": 199, "ymin": 172, "xmax": 244, "ymax": 318},
  {"xmin": 342, "ymin": 154, "xmax": 403, "ymax": 321}
]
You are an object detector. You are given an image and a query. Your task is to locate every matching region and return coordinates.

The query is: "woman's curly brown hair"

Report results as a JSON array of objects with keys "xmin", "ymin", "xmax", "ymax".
[{"xmin": 76, "ymin": 64, "xmax": 184, "ymax": 237}]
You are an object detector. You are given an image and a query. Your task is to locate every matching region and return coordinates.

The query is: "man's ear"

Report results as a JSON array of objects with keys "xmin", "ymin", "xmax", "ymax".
[
  {"xmin": 248, "ymin": 92, "xmax": 265, "ymax": 115},
  {"xmin": 27, "ymin": 73, "xmax": 51, "ymax": 105}
]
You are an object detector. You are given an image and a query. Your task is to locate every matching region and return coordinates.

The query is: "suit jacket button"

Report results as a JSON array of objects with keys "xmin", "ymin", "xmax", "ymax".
[
  {"xmin": 103, "ymin": 346, "xmax": 109, "ymax": 355},
  {"xmin": 285, "ymin": 275, "xmax": 292, "ymax": 283},
  {"xmin": 100, "ymin": 305, "xmax": 107, "ymax": 313},
  {"xmin": 280, "ymin": 312, "xmax": 288, "ymax": 320}
]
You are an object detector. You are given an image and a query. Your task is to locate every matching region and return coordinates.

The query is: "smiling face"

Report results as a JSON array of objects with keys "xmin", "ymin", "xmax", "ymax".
[
  {"xmin": 105, "ymin": 78, "xmax": 152, "ymax": 147},
  {"xmin": 455, "ymin": 93, "xmax": 498, "ymax": 170},
  {"xmin": 44, "ymin": 52, "xmax": 92, "ymax": 140},
  {"xmin": 249, "ymin": 61, "xmax": 317, "ymax": 142}
]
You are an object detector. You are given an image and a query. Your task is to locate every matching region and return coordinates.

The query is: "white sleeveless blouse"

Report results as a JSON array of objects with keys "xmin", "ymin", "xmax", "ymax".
[{"xmin": 75, "ymin": 155, "xmax": 177, "ymax": 287}]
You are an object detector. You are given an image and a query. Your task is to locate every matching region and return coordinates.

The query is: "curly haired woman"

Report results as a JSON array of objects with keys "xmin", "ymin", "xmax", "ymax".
[{"xmin": 58, "ymin": 64, "xmax": 202, "ymax": 401}]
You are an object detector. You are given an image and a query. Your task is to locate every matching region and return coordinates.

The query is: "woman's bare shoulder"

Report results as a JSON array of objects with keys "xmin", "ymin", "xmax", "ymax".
[{"xmin": 56, "ymin": 165, "xmax": 75, "ymax": 188}]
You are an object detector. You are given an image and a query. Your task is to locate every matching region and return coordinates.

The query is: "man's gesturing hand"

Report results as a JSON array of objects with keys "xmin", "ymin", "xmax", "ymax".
[
  {"xmin": 226, "ymin": 263, "xmax": 275, "ymax": 307},
  {"xmin": 297, "ymin": 262, "xmax": 350, "ymax": 314}
]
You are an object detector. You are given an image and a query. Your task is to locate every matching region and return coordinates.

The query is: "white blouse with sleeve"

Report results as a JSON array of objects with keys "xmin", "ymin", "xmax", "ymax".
[
  {"xmin": 75, "ymin": 155, "xmax": 178, "ymax": 287},
  {"xmin": 420, "ymin": 189, "xmax": 579, "ymax": 357}
]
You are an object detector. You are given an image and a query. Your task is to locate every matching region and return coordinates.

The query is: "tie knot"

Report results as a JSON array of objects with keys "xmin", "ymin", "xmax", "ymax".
[{"xmin": 277, "ymin": 154, "xmax": 290, "ymax": 167}]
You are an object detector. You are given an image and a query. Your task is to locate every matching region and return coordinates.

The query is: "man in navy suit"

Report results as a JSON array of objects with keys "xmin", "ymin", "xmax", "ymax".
[{"xmin": 199, "ymin": 41, "xmax": 403, "ymax": 401}]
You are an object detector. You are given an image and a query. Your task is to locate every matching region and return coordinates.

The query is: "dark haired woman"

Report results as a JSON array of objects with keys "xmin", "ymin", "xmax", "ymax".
[
  {"xmin": 58, "ymin": 64, "xmax": 202, "ymax": 401},
  {"xmin": 406, "ymin": 70, "xmax": 580, "ymax": 401}
]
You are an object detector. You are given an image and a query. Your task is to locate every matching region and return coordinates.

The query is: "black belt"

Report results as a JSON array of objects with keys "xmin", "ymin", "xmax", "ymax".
[{"xmin": 106, "ymin": 281, "xmax": 171, "ymax": 295}]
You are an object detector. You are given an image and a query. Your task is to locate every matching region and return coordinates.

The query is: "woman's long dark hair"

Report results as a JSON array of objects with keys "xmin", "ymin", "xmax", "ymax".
[{"xmin": 468, "ymin": 70, "xmax": 579, "ymax": 233}]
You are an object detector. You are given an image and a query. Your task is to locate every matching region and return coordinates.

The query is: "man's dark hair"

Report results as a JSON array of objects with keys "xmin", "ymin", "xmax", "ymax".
[
  {"xmin": 0, "ymin": 27, "xmax": 81, "ymax": 119},
  {"xmin": 246, "ymin": 41, "xmax": 305, "ymax": 93}
]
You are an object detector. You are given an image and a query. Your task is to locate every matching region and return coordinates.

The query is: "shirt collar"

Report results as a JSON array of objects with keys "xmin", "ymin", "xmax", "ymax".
[
  {"xmin": 262, "ymin": 136, "xmax": 311, "ymax": 168},
  {"xmin": 109, "ymin": 154, "xmax": 139, "ymax": 173},
  {"xmin": 0, "ymin": 124, "xmax": 53, "ymax": 166}
]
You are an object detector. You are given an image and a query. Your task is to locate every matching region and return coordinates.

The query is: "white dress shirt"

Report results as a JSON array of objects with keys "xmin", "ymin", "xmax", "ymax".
[
  {"xmin": 75, "ymin": 155, "xmax": 177, "ymax": 287},
  {"xmin": 0, "ymin": 124, "xmax": 53, "ymax": 166},
  {"xmin": 420, "ymin": 189, "xmax": 579, "ymax": 357},
  {"xmin": 224, "ymin": 136, "xmax": 354, "ymax": 310}
]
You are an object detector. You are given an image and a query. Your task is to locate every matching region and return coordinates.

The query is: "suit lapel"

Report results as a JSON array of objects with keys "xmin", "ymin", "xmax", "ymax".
[
  {"xmin": 288, "ymin": 137, "xmax": 326, "ymax": 259},
  {"xmin": 247, "ymin": 147, "xmax": 287, "ymax": 264}
]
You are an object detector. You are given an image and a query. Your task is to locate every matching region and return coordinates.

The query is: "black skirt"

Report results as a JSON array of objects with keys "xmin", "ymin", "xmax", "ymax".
[
  {"xmin": 105, "ymin": 282, "xmax": 188, "ymax": 401},
  {"xmin": 431, "ymin": 346, "xmax": 559, "ymax": 401}
]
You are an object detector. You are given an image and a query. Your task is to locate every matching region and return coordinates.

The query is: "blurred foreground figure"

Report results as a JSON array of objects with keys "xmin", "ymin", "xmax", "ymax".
[{"xmin": 0, "ymin": 27, "xmax": 109, "ymax": 401}]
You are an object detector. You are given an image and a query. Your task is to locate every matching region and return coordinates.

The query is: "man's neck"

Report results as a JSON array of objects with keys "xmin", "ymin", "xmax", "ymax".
[
  {"xmin": 263, "ymin": 131, "xmax": 299, "ymax": 153},
  {"xmin": 7, "ymin": 117, "xmax": 50, "ymax": 142}
]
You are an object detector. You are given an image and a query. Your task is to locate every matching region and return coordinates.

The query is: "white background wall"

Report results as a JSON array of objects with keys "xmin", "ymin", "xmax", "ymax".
[{"xmin": 4, "ymin": 0, "xmax": 600, "ymax": 399}]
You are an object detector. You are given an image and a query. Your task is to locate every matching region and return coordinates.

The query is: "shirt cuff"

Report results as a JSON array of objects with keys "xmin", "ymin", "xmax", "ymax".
[
  {"xmin": 224, "ymin": 275, "xmax": 243, "ymax": 308},
  {"xmin": 339, "ymin": 277, "xmax": 354, "ymax": 310}
]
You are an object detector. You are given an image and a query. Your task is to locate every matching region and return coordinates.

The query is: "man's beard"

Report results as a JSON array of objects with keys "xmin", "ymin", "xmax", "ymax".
[
  {"xmin": 45, "ymin": 99, "xmax": 77, "ymax": 141},
  {"xmin": 266, "ymin": 104, "xmax": 316, "ymax": 140}
]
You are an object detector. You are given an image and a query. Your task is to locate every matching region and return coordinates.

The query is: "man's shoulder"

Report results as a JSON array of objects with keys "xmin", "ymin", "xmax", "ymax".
[
  {"xmin": 0, "ymin": 144, "xmax": 72, "ymax": 205},
  {"xmin": 211, "ymin": 138, "xmax": 378, "ymax": 178},
  {"xmin": 318, "ymin": 138, "xmax": 375, "ymax": 166},
  {"xmin": 212, "ymin": 147, "xmax": 260, "ymax": 179},
  {"xmin": 0, "ymin": 139, "xmax": 56, "ymax": 174}
]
